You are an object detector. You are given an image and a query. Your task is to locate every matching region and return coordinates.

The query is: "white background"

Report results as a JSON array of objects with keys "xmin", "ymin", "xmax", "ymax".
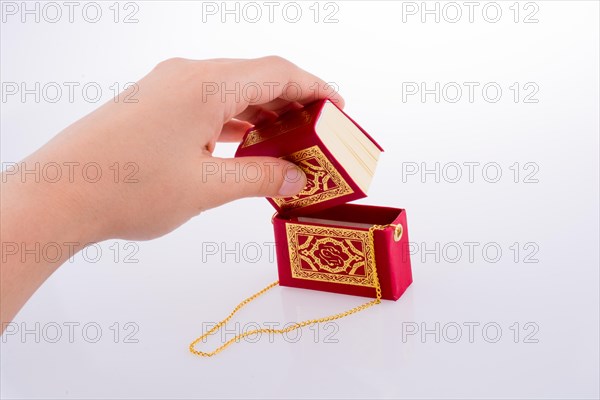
[{"xmin": 1, "ymin": 1, "xmax": 599, "ymax": 398}]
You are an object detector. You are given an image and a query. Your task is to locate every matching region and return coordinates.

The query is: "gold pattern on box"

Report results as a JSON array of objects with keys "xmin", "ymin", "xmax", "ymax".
[
  {"xmin": 285, "ymin": 223, "xmax": 377, "ymax": 288},
  {"xmin": 273, "ymin": 146, "xmax": 354, "ymax": 210}
]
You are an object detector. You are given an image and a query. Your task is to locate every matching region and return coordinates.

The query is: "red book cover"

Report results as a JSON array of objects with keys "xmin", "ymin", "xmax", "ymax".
[
  {"xmin": 272, "ymin": 204, "xmax": 413, "ymax": 301},
  {"xmin": 235, "ymin": 99, "xmax": 383, "ymax": 215}
]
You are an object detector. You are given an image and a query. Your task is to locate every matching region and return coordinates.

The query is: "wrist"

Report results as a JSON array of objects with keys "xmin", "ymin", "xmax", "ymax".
[
  {"xmin": 2, "ymin": 170, "xmax": 109, "ymax": 250},
  {"xmin": 0, "ymin": 173, "xmax": 107, "ymax": 327}
]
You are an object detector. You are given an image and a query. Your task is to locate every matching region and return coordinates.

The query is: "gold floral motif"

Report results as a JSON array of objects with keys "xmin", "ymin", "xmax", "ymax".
[
  {"xmin": 272, "ymin": 146, "xmax": 354, "ymax": 210},
  {"xmin": 241, "ymin": 129, "xmax": 267, "ymax": 148},
  {"xmin": 241, "ymin": 110, "xmax": 312, "ymax": 148},
  {"xmin": 286, "ymin": 223, "xmax": 377, "ymax": 288}
]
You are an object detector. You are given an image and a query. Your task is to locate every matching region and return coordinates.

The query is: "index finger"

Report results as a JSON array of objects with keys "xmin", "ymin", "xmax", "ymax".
[{"xmin": 223, "ymin": 56, "xmax": 345, "ymax": 115}]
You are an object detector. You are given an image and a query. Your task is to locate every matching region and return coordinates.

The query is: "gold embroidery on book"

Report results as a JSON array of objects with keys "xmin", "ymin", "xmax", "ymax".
[
  {"xmin": 273, "ymin": 146, "xmax": 354, "ymax": 210},
  {"xmin": 286, "ymin": 223, "xmax": 376, "ymax": 287}
]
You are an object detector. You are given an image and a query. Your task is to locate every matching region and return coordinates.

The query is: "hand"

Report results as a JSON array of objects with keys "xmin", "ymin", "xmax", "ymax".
[
  {"xmin": 0, "ymin": 56, "xmax": 344, "ymax": 327},
  {"xmin": 5, "ymin": 56, "xmax": 344, "ymax": 242}
]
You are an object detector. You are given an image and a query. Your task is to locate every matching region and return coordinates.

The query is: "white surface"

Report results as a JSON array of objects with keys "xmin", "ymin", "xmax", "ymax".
[{"xmin": 1, "ymin": 1, "xmax": 599, "ymax": 399}]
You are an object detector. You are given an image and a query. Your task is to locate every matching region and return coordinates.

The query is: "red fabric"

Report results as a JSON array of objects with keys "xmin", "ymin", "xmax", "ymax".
[{"xmin": 273, "ymin": 204, "xmax": 413, "ymax": 301}]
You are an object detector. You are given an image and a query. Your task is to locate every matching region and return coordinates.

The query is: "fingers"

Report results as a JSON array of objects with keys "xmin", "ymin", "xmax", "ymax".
[
  {"xmin": 198, "ymin": 56, "xmax": 345, "ymax": 150},
  {"xmin": 216, "ymin": 102, "xmax": 303, "ymax": 143},
  {"xmin": 233, "ymin": 107, "xmax": 279, "ymax": 126},
  {"xmin": 218, "ymin": 119, "xmax": 253, "ymax": 142},
  {"xmin": 219, "ymin": 56, "xmax": 345, "ymax": 119},
  {"xmin": 198, "ymin": 156, "xmax": 307, "ymax": 209},
  {"xmin": 239, "ymin": 56, "xmax": 345, "ymax": 106},
  {"xmin": 236, "ymin": 100, "xmax": 303, "ymax": 122}
]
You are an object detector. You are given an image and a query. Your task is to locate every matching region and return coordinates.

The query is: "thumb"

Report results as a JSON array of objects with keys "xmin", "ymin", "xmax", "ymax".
[{"xmin": 200, "ymin": 156, "xmax": 307, "ymax": 207}]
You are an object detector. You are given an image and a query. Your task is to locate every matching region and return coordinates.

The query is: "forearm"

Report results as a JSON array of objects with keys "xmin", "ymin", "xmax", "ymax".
[
  {"xmin": 0, "ymin": 56, "xmax": 339, "ymax": 330},
  {"xmin": 0, "ymin": 165, "xmax": 96, "ymax": 331}
]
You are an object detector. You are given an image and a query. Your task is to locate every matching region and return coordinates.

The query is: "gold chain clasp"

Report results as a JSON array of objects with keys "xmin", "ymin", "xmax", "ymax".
[{"xmin": 391, "ymin": 224, "xmax": 403, "ymax": 242}]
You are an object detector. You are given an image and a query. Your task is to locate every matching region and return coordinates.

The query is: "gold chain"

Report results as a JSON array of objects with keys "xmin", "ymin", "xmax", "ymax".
[{"xmin": 189, "ymin": 224, "xmax": 389, "ymax": 357}]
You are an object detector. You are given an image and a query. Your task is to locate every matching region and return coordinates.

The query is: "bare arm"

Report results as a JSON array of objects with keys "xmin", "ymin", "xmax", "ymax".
[{"xmin": 0, "ymin": 56, "xmax": 344, "ymax": 330}]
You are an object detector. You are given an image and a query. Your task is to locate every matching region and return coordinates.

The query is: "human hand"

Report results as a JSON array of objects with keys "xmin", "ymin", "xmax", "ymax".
[{"xmin": 6, "ymin": 56, "xmax": 344, "ymax": 243}]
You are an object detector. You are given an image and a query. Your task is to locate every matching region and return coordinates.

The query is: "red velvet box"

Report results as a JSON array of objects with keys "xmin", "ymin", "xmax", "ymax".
[
  {"xmin": 273, "ymin": 204, "xmax": 413, "ymax": 301},
  {"xmin": 235, "ymin": 100, "xmax": 413, "ymax": 301}
]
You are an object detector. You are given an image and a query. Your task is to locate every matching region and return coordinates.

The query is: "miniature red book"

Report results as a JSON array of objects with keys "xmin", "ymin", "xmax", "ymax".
[
  {"xmin": 235, "ymin": 99, "xmax": 384, "ymax": 215},
  {"xmin": 235, "ymin": 99, "xmax": 413, "ymax": 301}
]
